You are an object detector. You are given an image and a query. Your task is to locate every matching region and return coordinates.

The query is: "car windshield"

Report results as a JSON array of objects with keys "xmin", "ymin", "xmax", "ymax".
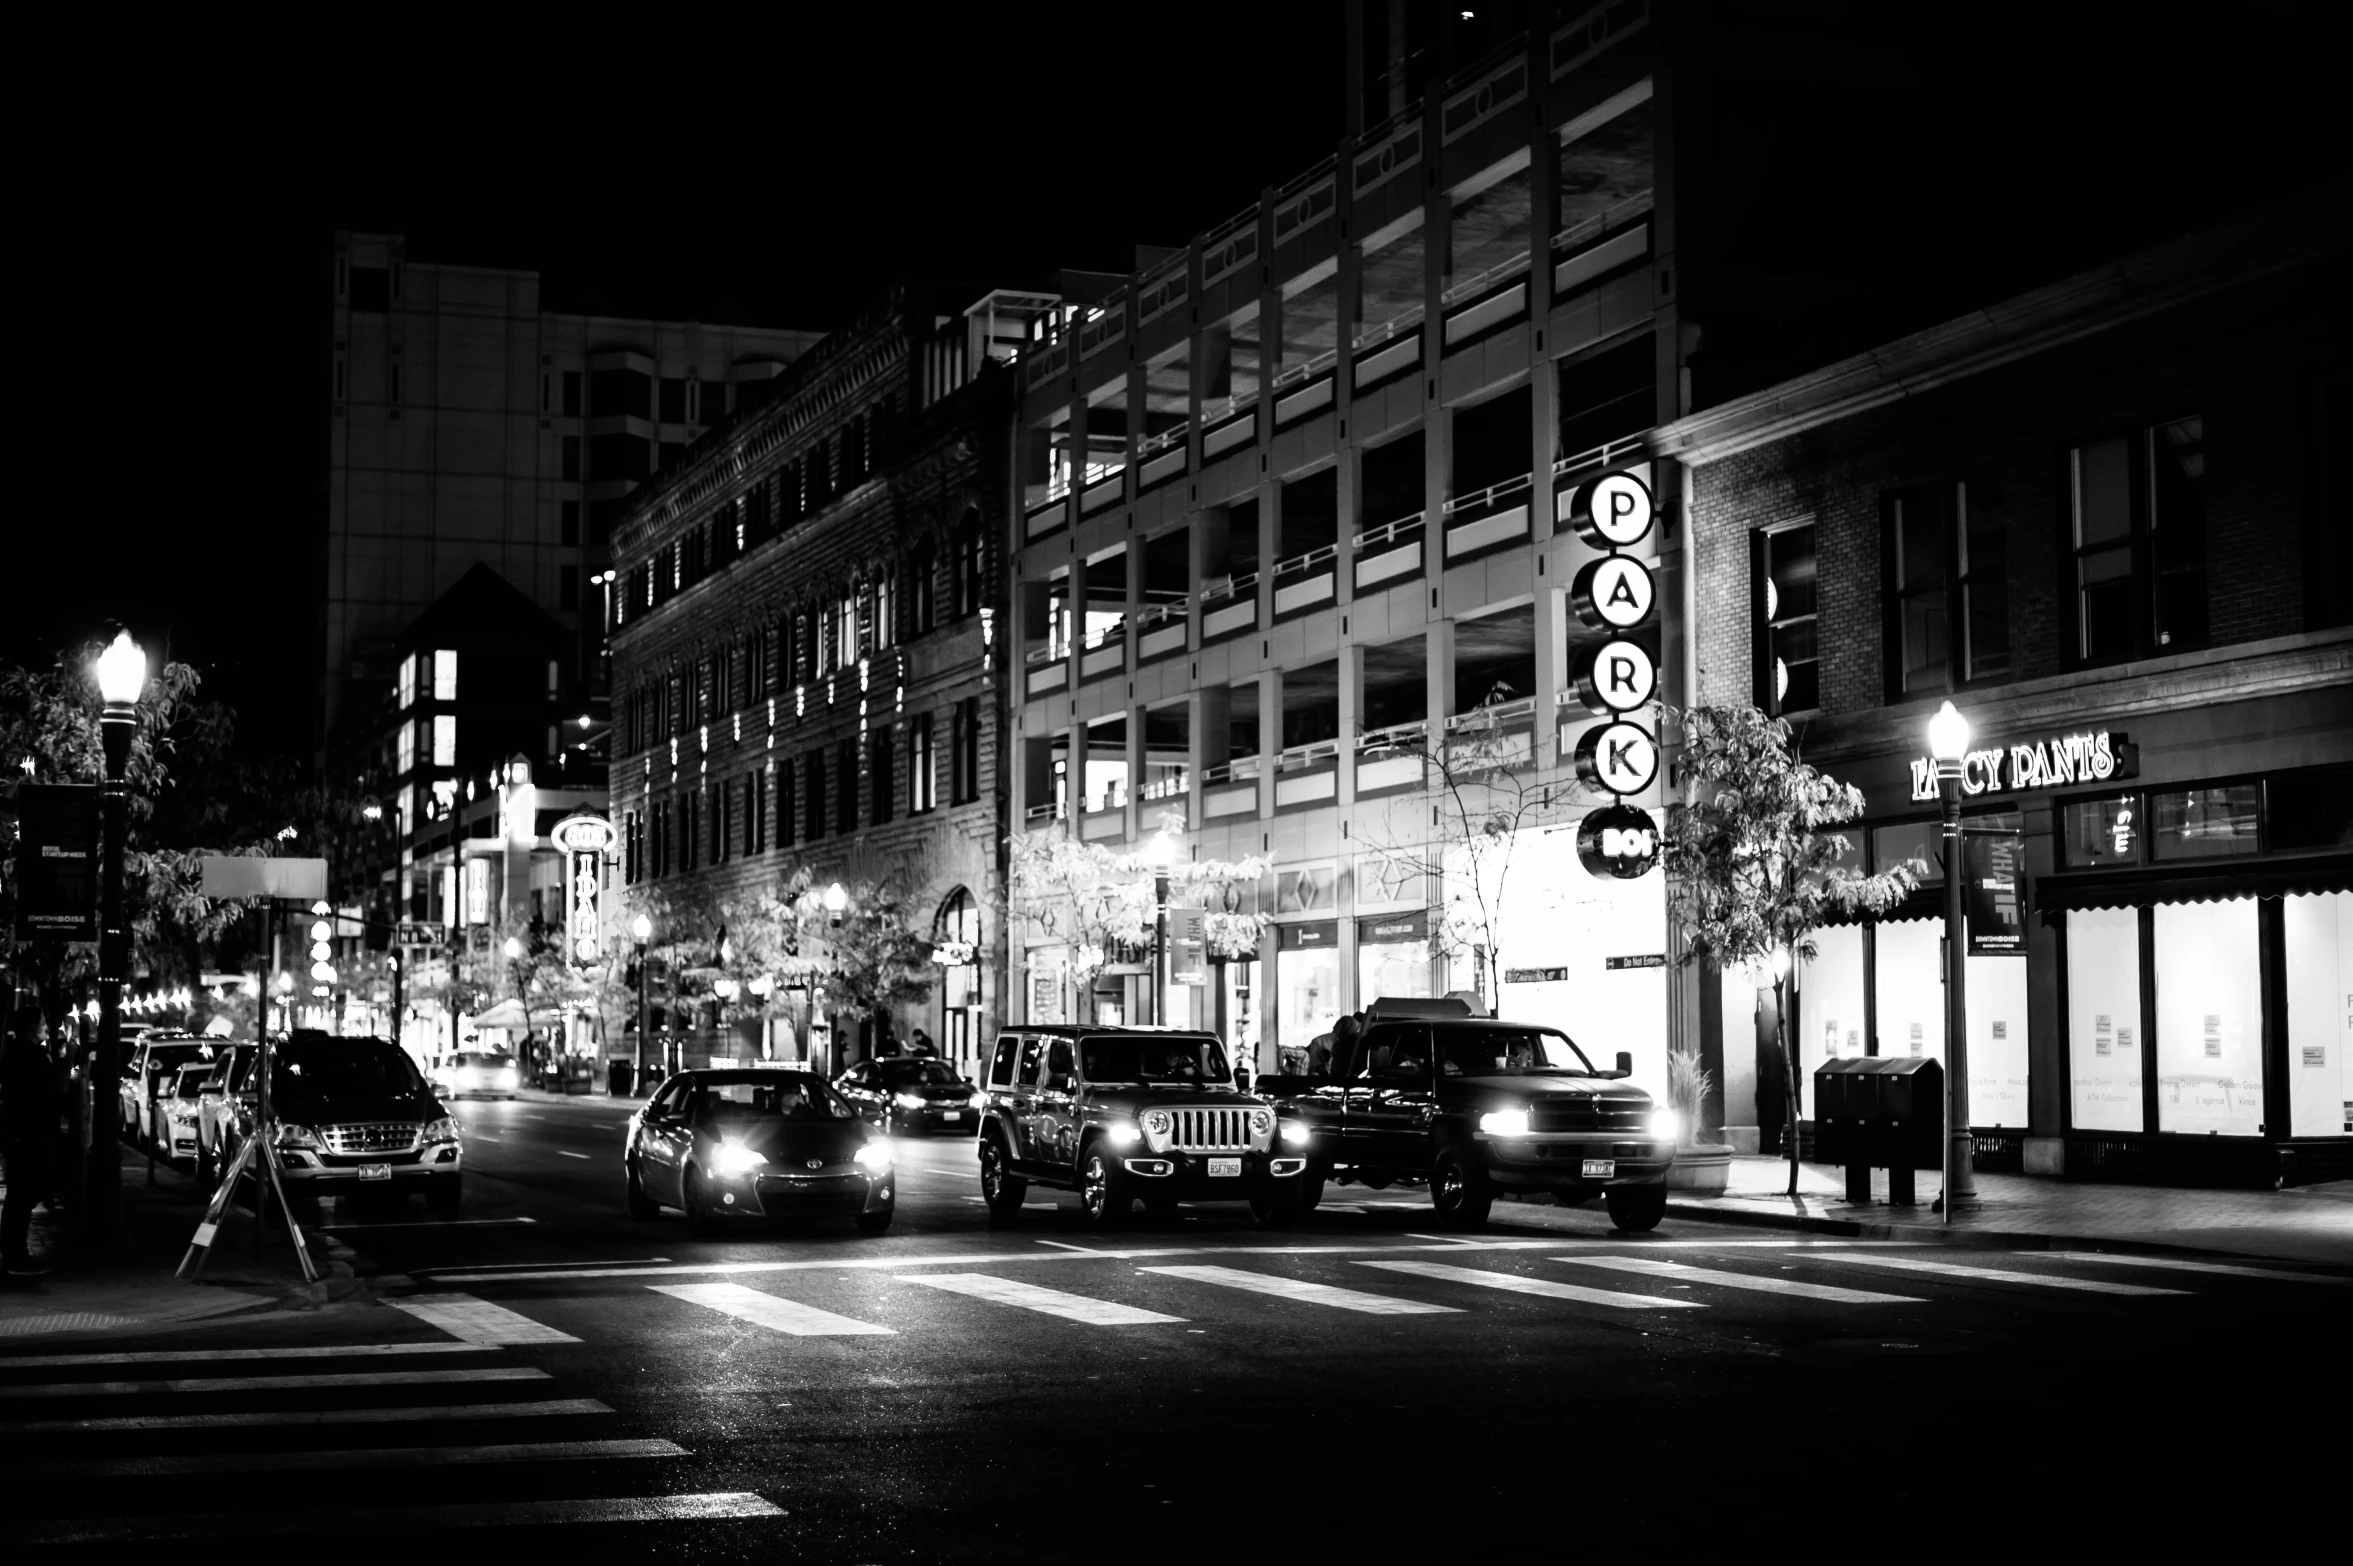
[
  {"xmin": 1436, "ymin": 1027, "xmax": 1597, "ymax": 1076},
  {"xmin": 174, "ymin": 1069, "xmax": 210, "ymax": 1099},
  {"xmin": 877, "ymin": 1060, "xmax": 961, "ymax": 1087},
  {"xmin": 145, "ymin": 1043, "xmax": 211, "ymax": 1076},
  {"xmin": 691, "ymin": 1074, "xmax": 856, "ymax": 1127},
  {"xmin": 278, "ymin": 1040, "xmax": 425, "ymax": 1095},
  {"xmin": 1081, "ymin": 1036, "xmax": 1231, "ymax": 1085}
]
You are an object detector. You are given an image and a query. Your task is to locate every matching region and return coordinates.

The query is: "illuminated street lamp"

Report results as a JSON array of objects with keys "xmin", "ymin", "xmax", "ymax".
[
  {"xmin": 1927, "ymin": 699, "xmax": 1977, "ymax": 1219},
  {"xmin": 631, "ymin": 912, "xmax": 654, "ymax": 1089},
  {"xmin": 1140, "ymin": 830, "xmax": 1182, "ymax": 1027},
  {"xmin": 82, "ymin": 630, "xmax": 145, "ymax": 1234}
]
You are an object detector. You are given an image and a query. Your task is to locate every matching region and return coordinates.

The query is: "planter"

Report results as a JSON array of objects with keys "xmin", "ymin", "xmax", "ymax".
[{"xmin": 1665, "ymin": 1143, "xmax": 1734, "ymax": 1196}]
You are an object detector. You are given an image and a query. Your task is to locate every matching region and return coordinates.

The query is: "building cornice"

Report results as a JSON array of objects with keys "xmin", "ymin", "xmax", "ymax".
[{"xmin": 1652, "ymin": 188, "xmax": 2350, "ymax": 466}]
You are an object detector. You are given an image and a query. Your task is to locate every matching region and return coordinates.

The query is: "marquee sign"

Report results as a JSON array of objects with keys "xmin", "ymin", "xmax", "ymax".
[
  {"xmin": 1577, "ymin": 802, "xmax": 1662, "ymax": 880},
  {"xmin": 1565, "ymin": 469, "xmax": 1660, "ymax": 809},
  {"xmin": 1906, "ymin": 729, "xmax": 2135, "ymax": 802},
  {"xmin": 1574, "ymin": 722, "xmax": 1659, "ymax": 797},
  {"xmin": 550, "ymin": 813, "xmax": 616, "ymax": 854}
]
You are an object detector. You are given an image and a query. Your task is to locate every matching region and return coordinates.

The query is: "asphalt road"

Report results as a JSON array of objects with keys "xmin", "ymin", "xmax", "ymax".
[{"xmin": 5, "ymin": 1094, "xmax": 2344, "ymax": 1558}]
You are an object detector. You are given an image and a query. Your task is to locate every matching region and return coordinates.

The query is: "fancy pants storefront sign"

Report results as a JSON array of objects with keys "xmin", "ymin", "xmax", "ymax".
[{"xmin": 1909, "ymin": 729, "xmax": 2137, "ymax": 802}]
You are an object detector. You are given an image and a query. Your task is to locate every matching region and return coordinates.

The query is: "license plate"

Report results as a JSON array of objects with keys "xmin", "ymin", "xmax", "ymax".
[
  {"xmin": 1208, "ymin": 1157, "xmax": 1241, "ymax": 1178},
  {"xmin": 943, "ymin": 1110, "xmax": 962, "ymax": 1122},
  {"xmin": 357, "ymin": 1163, "xmax": 393, "ymax": 1182},
  {"xmin": 1581, "ymin": 1159, "xmax": 1616, "ymax": 1178}
]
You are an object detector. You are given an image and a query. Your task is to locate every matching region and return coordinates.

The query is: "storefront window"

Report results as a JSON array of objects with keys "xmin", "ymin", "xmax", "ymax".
[
  {"xmin": 1357, "ymin": 913, "xmax": 1434, "ymax": 1009},
  {"xmin": 1873, "ymin": 821, "xmax": 1939, "ymax": 885},
  {"xmin": 2066, "ymin": 908, "xmax": 2144, "ymax": 1132},
  {"xmin": 2267, "ymin": 764, "xmax": 2353, "ymax": 850},
  {"xmin": 1874, "ymin": 921, "xmax": 1942, "ymax": 1062},
  {"xmin": 2152, "ymin": 898, "xmax": 2262, "ymax": 1135},
  {"xmin": 2060, "ymin": 793, "xmax": 2143, "ymax": 867},
  {"xmin": 1967, "ymin": 951, "xmax": 2031, "ymax": 1127},
  {"xmin": 1797, "ymin": 926, "xmax": 1865, "ymax": 1082},
  {"xmin": 1277, "ymin": 932, "xmax": 1341, "ymax": 1072},
  {"xmin": 2148, "ymin": 784, "xmax": 2261, "ymax": 861},
  {"xmin": 2282, "ymin": 892, "xmax": 2352, "ymax": 1136}
]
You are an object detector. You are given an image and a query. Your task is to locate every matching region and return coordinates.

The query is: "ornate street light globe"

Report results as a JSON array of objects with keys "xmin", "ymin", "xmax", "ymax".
[
  {"xmin": 95, "ymin": 630, "xmax": 146, "ymax": 704},
  {"xmin": 503, "ymin": 937, "xmax": 524, "ymax": 960},
  {"xmin": 1141, "ymin": 830, "xmax": 1182, "ymax": 869},
  {"xmin": 631, "ymin": 914, "xmax": 654, "ymax": 942},
  {"xmin": 1927, "ymin": 700, "xmax": 1971, "ymax": 765},
  {"xmin": 823, "ymin": 882, "xmax": 849, "ymax": 913}
]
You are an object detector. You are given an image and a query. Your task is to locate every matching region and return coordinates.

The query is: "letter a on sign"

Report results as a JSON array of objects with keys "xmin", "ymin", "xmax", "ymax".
[
  {"xmin": 1574, "ymin": 721, "xmax": 1659, "ymax": 796},
  {"xmin": 1569, "ymin": 469, "xmax": 1654, "ymax": 550},
  {"xmin": 1572, "ymin": 555, "xmax": 1656, "ymax": 631}
]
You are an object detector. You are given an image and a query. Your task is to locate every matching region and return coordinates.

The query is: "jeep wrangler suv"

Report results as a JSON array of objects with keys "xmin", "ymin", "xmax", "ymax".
[{"xmin": 976, "ymin": 1026, "xmax": 1310, "ymax": 1230}]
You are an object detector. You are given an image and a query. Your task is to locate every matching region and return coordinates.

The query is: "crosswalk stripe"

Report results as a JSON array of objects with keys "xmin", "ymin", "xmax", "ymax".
[
  {"xmin": 896, "ymin": 1272, "xmax": 1186, "ymax": 1325},
  {"xmin": 1815, "ymin": 1254, "xmax": 2189, "ymax": 1296},
  {"xmin": 0, "ymin": 1343, "xmax": 500, "ymax": 1370},
  {"xmin": 17, "ymin": 1438, "xmax": 688, "ymax": 1479},
  {"xmin": 5, "ymin": 1397, "xmax": 612, "ymax": 1433},
  {"xmin": 388, "ymin": 1295, "xmax": 582, "ymax": 1345},
  {"xmin": 1357, "ymin": 1259, "xmax": 1706, "ymax": 1308},
  {"xmin": 1139, "ymin": 1264, "xmax": 1460, "ymax": 1315},
  {"xmin": 2047, "ymin": 1252, "xmax": 2349, "ymax": 1284},
  {"xmin": 652, "ymin": 1281, "xmax": 895, "ymax": 1336},
  {"xmin": 19, "ymin": 1492, "xmax": 784, "ymax": 1541},
  {"xmin": 1553, "ymin": 1255, "xmax": 1919, "ymax": 1304},
  {"xmin": 0, "ymin": 1366, "xmax": 550, "ymax": 1400}
]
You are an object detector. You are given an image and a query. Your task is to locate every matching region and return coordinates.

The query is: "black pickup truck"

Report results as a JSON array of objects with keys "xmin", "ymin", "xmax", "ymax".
[
  {"xmin": 1256, "ymin": 999, "xmax": 1679, "ymax": 1231},
  {"xmin": 975, "ymin": 1025, "xmax": 1312, "ymax": 1230}
]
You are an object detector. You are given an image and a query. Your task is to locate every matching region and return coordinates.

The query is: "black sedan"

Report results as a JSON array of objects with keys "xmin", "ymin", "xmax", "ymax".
[
  {"xmin": 625, "ymin": 1068, "xmax": 895, "ymax": 1236},
  {"xmin": 834, "ymin": 1056, "xmax": 986, "ymax": 1133}
]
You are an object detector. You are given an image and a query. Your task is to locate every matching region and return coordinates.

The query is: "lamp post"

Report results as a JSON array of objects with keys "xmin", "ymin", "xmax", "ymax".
[
  {"xmin": 1141, "ymin": 830, "xmax": 1181, "ymax": 1028},
  {"xmin": 1927, "ymin": 699, "xmax": 1978, "ymax": 1219},
  {"xmin": 84, "ymin": 630, "xmax": 145, "ymax": 1234},
  {"xmin": 820, "ymin": 883, "xmax": 848, "ymax": 1064},
  {"xmin": 631, "ymin": 913, "xmax": 653, "ymax": 1091}
]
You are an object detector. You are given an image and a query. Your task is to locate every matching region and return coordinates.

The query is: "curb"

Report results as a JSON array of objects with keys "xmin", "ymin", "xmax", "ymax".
[{"xmin": 1661, "ymin": 1196, "xmax": 2353, "ymax": 1268}]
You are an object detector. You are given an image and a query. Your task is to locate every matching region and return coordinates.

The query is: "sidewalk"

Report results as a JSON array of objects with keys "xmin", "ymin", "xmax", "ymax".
[
  {"xmin": 1666, "ymin": 1154, "xmax": 2353, "ymax": 1265},
  {"xmin": 0, "ymin": 1145, "xmax": 359, "ymax": 1341}
]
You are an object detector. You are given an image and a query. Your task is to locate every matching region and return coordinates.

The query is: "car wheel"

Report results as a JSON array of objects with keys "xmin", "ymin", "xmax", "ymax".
[
  {"xmin": 1605, "ymin": 1182, "xmax": 1667, "ymax": 1233},
  {"xmin": 856, "ymin": 1207, "xmax": 894, "ymax": 1234},
  {"xmin": 625, "ymin": 1160, "xmax": 659, "ymax": 1220},
  {"xmin": 1431, "ymin": 1148, "xmax": 1494, "ymax": 1231},
  {"xmin": 979, "ymin": 1135, "xmax": 1027, "ymax": 1224},
  {"xmin": 1247, "ymin": 1180, "xmax": 1304, "ymax": 1230},
  {"xmin": 427, "ymin": 1176, "xmax": 462, "ymax": 1219},
  {"xmin": 1077, "ymin": 1141, "xmax": 1129, "ymax": 1231},
  {"xmin": 683, "ymin": 1166, "xmax": 720, "ymax": 1238}
]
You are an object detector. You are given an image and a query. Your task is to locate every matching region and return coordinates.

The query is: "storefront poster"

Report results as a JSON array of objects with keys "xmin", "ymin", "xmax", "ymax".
[{"xmin": 1964, "ymin": 832, "xmax": 2026, "ymax": 956}]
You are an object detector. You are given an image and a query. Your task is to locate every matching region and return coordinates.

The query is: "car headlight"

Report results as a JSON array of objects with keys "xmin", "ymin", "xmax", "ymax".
[
  {"xmin": 854, "ymin": 1139, "xmax": 894, "ymax": 1172},
  {"xmin": 1648, "ymin": 1108, "xmax": 1681, "ymax": 1142},
  {"xmin": 423, "ymin": 1116, "xmax": 462, "ymax": 1144},
  {"xmin": 1104, "ymin": 1121, "xmax": 1142, "ymax": 1149},
  {"xmin": 894, "ymin": 1092, "xmax": 925, "ymax": 1110},
  {"xmin": 1280, "ymin": 1120, "xmax": 1312, "ymax": 1147},
  {"xmin": 274, "ymin": 1123, "xmax": 320, "ymax": 1149},
  {"xmin": 968, "ymin": 1091, "xmax": 987, "ymax": 1110},
  {"xmin": 1250, "ymin": 1109, "xmax": 1273, "ymax": 1136},
  {"xmin": 1479, "ymin": 1108, "xmax": 1532, "ymax": 1138},
  {"xmin": 709, "ymin": 1139, "xmax": 768, "ymax": 1177}
]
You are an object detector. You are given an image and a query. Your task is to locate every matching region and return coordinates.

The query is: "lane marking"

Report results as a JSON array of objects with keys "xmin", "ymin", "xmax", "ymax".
[
  {"xmin": 1814, "ymin": 1253, "xmax": 2190, "ymax": 1296},
  {"xmin": 387, "ymin": 1295, "xmax": 582, "ymax": 1345},
  {"xmin": 652, "ymin": 1281, "xmax": 894, "ymax": 1336},
  {"xmin": 20, "ymin": 1492, "xmax": 784, "ymax": 1541},
  {"xmin": 557, "ymin": 1151, "xmax": 591, "ymax": 1160},
  {"xmin": 0, "ymin": 1366, "xmax": 550, "ymax": 1400},
  {"xmin": 2046, "ymin": 1251, "xmax": 2350, "ymax": 1284},
  {"xmin": 897, "ymin": 1272, "xmax": 1186, "ymax": 1326},
  {"xmin": 15, "ymin": 1437, "xmax": 688, "ymax": 1480},
  {"xmin": 1140, "ymin": 1264, "xmax": 1460, "ymax": 1316},
  {"xmin": 314, "ymin": 1217, "xmax": 538, "ymax": 1229},
  {"xmin": 0, "ymin": 1343, "xmax": 499, "ymax": 1370},
  {"xmin": 6, "ymin": 1397, "xmax": 612, "ymax": 1433},
  {"xmin": 1554, "ymin": 1255, "xmax": 1918, "ymax": 1304},
  {"xmin": 1358, "ymin": 1259, "xmax": 1706, "ymax": 1309}
]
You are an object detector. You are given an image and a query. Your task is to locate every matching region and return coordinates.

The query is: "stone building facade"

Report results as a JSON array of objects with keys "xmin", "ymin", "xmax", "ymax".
[{"xmin": 607, "ymin": 293, "xmax": 1014, "ymax": 1080}]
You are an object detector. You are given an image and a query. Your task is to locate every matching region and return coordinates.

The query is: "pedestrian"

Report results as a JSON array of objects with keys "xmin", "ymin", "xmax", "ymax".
[
  {"xmin": 909, "ymin": 1028, "xmax": 934, "ymax": 1058},
  {"xmin": 3, "ymin": 1006, "xmax": 60, "ymax": 1278}
]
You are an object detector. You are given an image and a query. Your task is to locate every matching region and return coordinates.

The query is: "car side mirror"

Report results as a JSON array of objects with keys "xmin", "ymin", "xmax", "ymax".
[{"xmin": 1614, "ymin": 1051, "xmax": 1633, "ymax": 1079}]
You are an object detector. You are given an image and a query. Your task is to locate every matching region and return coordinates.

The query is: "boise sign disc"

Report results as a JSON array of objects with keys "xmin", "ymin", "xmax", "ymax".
[{"xmin": 1577, "ymin": 803, "xmax": 1661, "ymax": 880}]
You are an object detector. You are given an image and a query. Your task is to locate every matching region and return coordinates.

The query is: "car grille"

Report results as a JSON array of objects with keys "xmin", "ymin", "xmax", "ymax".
[
  {"xmin": 1170, "ymin": 1108, "xmax": 1250, "ymax": 1153},
  {"xmin": 322, "ymin": 1122, "xmax": 421, "ymax": 1155},
  {"xmin": 1528, "ymin": 1101, "xmax": 1651, "ymax": 1135}
]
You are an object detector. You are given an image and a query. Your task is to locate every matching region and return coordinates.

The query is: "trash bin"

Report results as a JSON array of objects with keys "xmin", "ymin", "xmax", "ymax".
[
  {"xmin": 563, "ymin": 1059, "xmax": 593, "ymax": 1095},
  {"xmin": 1813, "ymin": 1056, "xmax": 1943, "ymax": 1205},
  {"xmin": 608, "ymin": 1060, "xmax": 634, "ymax": 1098}
]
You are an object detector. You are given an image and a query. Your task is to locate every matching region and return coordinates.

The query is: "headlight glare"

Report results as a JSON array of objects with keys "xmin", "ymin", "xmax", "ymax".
[
  {"xmin": 1648, "ymin": 1108, "xmax": 1681, "ymax": 1142},
  {"xmin": 968, "ymin": 1091, "xmax": 987, "ymax": 1110},
  {"xmin": 1479, "ymin": 1108, "xmax": 1532, "ymax": 1138},
  {"xmin": 854, "ymin": 1139, "xmax": 894, "ymax": 1172},
  {"xmin": 709, "ymin": 1139, "xmax": 768, "ymax": 1176},
  {"xmin": 1104, "ymin": 1122, "xmax": 1142, "ymax": 1149},
  {"xmin": 1280, "ymin": 1120, "xmax": 1312, "ymax": 1147},
  {"xmin": 422, "ymin": 1116, "xmax": 461, "ymax": 1144},
  {"xmin": 894, "ymin": 1091, "xmax": 924, "ymax": 1110}
]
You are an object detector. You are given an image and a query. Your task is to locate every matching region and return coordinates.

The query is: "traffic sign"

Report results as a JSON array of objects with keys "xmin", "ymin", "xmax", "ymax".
[{"xmin": 397, "ymin": 922, "xmax": 443, "ymax": 948}]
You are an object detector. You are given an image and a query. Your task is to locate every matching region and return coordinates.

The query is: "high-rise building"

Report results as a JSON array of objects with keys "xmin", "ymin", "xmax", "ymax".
[{"xmin": 322, "ymin": 231, "xmax": 823, "ymax": 762}]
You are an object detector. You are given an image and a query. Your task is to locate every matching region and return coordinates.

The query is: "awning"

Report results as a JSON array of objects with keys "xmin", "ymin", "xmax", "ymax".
[
  {"xmin": 470, "ymin": 998, "xmax": 530, "ymax": 1029},
  {"xmin": 2035, "ymin": 851, "xmax": 2353, "ymax": 916}
]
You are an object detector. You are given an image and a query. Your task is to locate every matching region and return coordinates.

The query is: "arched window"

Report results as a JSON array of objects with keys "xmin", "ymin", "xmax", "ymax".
[
  {"xmin": 953, "ymin": 510, "xmax": 986, "ymax": 618},
  {"xmin": 933, "ymin": 888, "xmax": 983, "ymax": 1068}
]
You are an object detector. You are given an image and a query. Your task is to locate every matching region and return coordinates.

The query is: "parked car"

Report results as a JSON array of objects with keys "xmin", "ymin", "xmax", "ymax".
[
  {"xmin": 624, "ymin": 1068, "xmax": 894, "ymax": 1236},
  {"xmin": 194, "ymin": 1043, "xmax": 260, "ymax": 1188},
  {"xmin": 1255, "ymin": 997, "xmax": 1678, "ymax": 1231},
  {"xmin": 268, "ymin": 1034, "xmax": 463, "ymax": 1218},
  {"xmin": 121, "ymin": 1032, "xmax": 212, "ymax": 1151},
  {"xmin": 975, "ymin": 1026, "xmax": 1310, "ymax": 1231},
  {"xmin": 431, "ymin": 1050, "xmax": 522, "ymax": 1100},
  {"xmin": 834, "ymin": 1056, "xmax": 985, "ymax": 1133},
  {"xmin": 159, "ymin": 1061, "xmax": 213, "ymax": 1170}
]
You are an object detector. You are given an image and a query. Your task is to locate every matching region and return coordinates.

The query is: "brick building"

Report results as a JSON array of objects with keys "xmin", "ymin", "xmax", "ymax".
[
  {"xmin": 1658, "ymin": 191, "xmax": 2352, "ymax": 1186},
  {"xmin": 607, "ymin": 291, "xmax": 1027, "ymax": 1081}
]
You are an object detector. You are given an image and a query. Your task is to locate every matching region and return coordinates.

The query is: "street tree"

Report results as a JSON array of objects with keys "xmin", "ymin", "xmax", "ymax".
[{"xmin": 1663, "ymin": 704, "xmax": 1916, "ymax": 1194}]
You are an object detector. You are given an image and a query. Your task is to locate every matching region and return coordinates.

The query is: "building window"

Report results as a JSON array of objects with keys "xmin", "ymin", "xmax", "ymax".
[
  {"xmin": 954, "ymin": 514, "xmax": 985, "ymax": 618},
  {"xmin": 714, "ymin": 781, "xmax": 731, "ymax": 864},
  {"xmin": 431, "ymin": 714, "xmax": 456, "ymax": 767},
  {"xmin": 396, "ymin": 720, "xmax": 416, "ymax": 776},
  {"xmin": 397, "ymin": 655, "xmax": 417, "ymax": 711},
  {"xmin": 952, "ymin": 696, "xmax": 981, "ymax": 804},
  {"xmin": 623, "ymin": 810, "xmax": 640, "ymax": 884},
  {"xmin": 907, "ymin": 542, "xmax": 936, "ymax": 637},
  {"xmin": 805, "ymin": 753, "xmax": 827, "ymax": 841},
  {"xmin": 1885, "ymin": 482, "xmax": 2008, "ymax": 697},
  {"xmin": 909, "ymin": 714, "xmax": 935, "ymax": 814},
  {"xmin": 561, "ymin": 371, "xmax": 581, "ymax": 417},
  {"xmin": 777, "ymin": 762, "xmax": 796, "ymax": 849},
  {"xmin": 873, "ymin": 572, "xmax": 897, "ymax": 651},
  {"xmin": 1752, "ymin": 526, "xmax": 1818, "ymax": 715},
  {"xmin": 748, "ymin": 770, "xmax": 767, "ymax": 855},
  {"xmin": 2070, "ymin": 416, "xmax": 2207, "ymax": 663},
  {"xmin": 561, "ymin": 436, "xmax": 581, "ymax": 483},
  {"xmin": 560, "ymin": 566, "xmax": 579, "ymax": 610},
  {"xmin": 871, "ymin": 726, "xmax": 895, "ymax": 824},
  {"xmin": 836, "ymin": 741, "xmax": 858, "ymax": 835}
]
